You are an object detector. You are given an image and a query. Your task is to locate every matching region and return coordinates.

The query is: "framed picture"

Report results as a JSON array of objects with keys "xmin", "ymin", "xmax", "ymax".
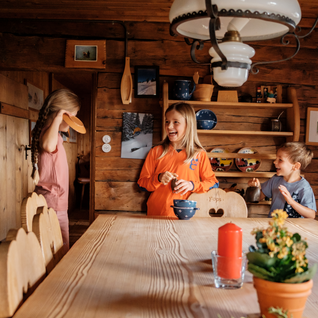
[
  {"xmin": 65, "ymin": 40, "xmax": 106, "ymax": 69},
  {"xmin": 134, "ymin": 66, "xmax": 159, "ymax": 98},
  {"xmin": 26, "ymin": 81, "xmax": 44, "ymax": 111},
  {"xmin": 260, "ymin": 85, "xmax": 282, "ymax": 103},
  {"xmin": 305, "ymin": 107, "xmax": 318, "ymax": 145},
  {"xmin": 121, "ymin": 112, "xmax": 154, "ymax": 159},
  {"xmin": 29, "ymin": 120, "xmax": 37, "ymax": 145},
  {"xmin": 69, "ymin": 127, "xmax": 77, "ymax": 143}
]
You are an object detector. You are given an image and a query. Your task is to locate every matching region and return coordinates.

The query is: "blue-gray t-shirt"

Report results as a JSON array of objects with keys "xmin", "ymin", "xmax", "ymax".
[{"xmin": 261, "ymin": 175, "xmax": 317, "ymax": 218}]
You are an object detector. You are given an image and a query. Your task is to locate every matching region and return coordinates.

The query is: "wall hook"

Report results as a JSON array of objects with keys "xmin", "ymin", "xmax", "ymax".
[{"xmin": 23, "ymin": 145, "xmax": 32, "ymax": 160}]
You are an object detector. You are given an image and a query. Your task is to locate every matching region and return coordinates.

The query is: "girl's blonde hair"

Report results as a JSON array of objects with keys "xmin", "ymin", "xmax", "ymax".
[
  {"xmin": 158, "ymin": 102, "xmax": 205, "ymax": 163},
  {"xmin": 279, "ymin": 142, "xmax": 313, "ymax": 170},
  {"xmin": 31, "ymin": 89, "xmax": 81, "ymax": 184}
]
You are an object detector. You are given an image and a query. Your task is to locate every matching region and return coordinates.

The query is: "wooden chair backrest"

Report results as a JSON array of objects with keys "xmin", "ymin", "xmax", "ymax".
[
  {"xmin": 0, "ymin": 228, "xmax": 46, "ymax": 318},
  {"xmin": 21, "ymin": 192, "xmax": 64, "ymax": 273},
  {"xmin": 188, "ymin": 188, "xmax": 248, "ymax": 218}
]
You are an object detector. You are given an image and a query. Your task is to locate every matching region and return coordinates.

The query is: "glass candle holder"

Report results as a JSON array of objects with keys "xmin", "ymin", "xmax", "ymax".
[{"xmin": 211, "ymin": 251, "xmax": 247, "ymax": 289}]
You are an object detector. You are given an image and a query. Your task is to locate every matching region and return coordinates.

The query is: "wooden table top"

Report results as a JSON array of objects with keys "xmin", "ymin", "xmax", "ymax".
[{"xmin": 13, "ymin": 214, "xmax": 318, "ymax": 318}]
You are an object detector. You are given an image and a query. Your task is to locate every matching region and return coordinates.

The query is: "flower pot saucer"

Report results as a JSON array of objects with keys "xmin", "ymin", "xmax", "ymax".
[{"xmin": 63, "ymin": 114, "xmax": 86, "ymax": 134}]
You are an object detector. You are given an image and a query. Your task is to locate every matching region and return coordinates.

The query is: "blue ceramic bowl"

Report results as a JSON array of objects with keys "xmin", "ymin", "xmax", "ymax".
[
  {"xmin": 173, "ymin": 199, "xmax": 197, "ymax": 207},
  {"xmin": 197, "ymin": 119, "xmax": 217, "ymax": 130},
  {"xmin": 171, "ymin": 206, "xmax": 199, "ymax": 220},
  {"xmin": 196, "ymin": 109, "xmax": 217, "ymax": 130}
]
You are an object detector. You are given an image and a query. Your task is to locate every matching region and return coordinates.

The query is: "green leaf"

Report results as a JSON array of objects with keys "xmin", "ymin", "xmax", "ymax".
[
  {"xmin": 247, "ymin": 251, "xmax": 276, "ymax": 268},
  {"xmin": 292, "ymin": 233, "xmax": 301, "ymax": 242},
  {"xmin": 283, "ymin": 263, "xmax": 317, "ymax": 283},
  {"xmin": 248, "ymin": 263, "xmax": 276, "ymax": 281}
]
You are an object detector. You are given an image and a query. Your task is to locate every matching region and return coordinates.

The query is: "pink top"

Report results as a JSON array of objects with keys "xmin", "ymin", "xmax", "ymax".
[{"xmin": 35, "ymin": 130, "xmax": 69, "ymax": 211}]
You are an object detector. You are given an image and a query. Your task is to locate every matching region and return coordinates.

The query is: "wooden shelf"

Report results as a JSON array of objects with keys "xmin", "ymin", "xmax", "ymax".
[
  {"xmin": 215, "ymin": 171, "xmax": 276, "ymax": 178},
  {"xmin": 247, "ymin": 201, "xmax": 272, "ymax": 205},
  {"xmin": 198, "ymin": 130, "xmax": 293, "ymax": 137},
  {"xmin": 207, "ymin": 153, "xmax": 276, "ymax": 159},
  {"xmin": 167, "ymin": 99, "xmax": 293, "ymax": 109},
  {"xmin": 161, "ymin": 82, "xmax": 300, "ymax": 181}
]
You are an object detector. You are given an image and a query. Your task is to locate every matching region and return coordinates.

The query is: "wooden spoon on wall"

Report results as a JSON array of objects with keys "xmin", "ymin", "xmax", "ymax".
[{"xmin": 120, "ymin": 57, "xmax": 133, "ymax": 104}]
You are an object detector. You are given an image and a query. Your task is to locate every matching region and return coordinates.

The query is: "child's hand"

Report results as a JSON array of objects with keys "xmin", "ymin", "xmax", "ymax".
[
  {"xmin": 173, "ymin": 179, "xmax": 193, "ymax": 196},
  {"xmin": 278, "ymin": 185, "xmax": 293, "ymax": 204},
  {"xmin": 248, "ymin": 178, "xmax": 260, "ymax": 187},
  {"xmin": 160, "ymin": 172, "xmax": 178, "ymax": 185}
]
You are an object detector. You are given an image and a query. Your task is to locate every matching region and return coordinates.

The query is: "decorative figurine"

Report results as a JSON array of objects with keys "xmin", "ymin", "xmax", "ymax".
[
  {"xmin": 267, "ymin": 90, "xmax": 276, "ymax": 103},
  {"xmin": 256, "ymin": 86, "xmax": 262, "ymax": 103},
  {"xmin": 263, "ymin": 87, "xmax": 268, "ymax": 102}
]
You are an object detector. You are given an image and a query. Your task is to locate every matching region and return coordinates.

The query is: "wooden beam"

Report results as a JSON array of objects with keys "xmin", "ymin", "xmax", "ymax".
[{"xmin": 0, "ymin": 102, "xmax": 29, "ymax": 119}]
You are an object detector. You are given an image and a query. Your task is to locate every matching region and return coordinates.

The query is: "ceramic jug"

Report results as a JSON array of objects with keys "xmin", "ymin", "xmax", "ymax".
[
  {"xmin": 245, "ymin": 186, "xmax": 261, "ymax": 203},
  {"xmin": 172, "ymin": 80, "xmax": 196, "ymax": 100}
]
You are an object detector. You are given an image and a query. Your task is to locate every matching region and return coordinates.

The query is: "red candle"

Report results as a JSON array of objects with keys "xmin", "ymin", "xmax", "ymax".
[{"xmin": 217, "ymin": 222, "xmax": 243, "ymax": 279}]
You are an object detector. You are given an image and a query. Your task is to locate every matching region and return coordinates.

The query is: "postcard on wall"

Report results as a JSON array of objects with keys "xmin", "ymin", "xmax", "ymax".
[
  {"xmin": 27, "ymin": 81, "xmax": 44, "ymax": 111},
  {"xmin": 121, "ymin": 112, "xmax": 154, "ymax": 159}
]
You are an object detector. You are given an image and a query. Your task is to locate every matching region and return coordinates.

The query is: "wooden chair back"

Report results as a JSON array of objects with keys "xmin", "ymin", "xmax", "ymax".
[
  {"xmin": 188, "ymin": 188, "xmax": 248, "ymax": 218},
  {"xmin": 21, "ymin": 192, "xmax": 64, "ymax": 272},
  {"xmin": 0, "ymin": 228, "xmax": 46, "ymax": 318}
]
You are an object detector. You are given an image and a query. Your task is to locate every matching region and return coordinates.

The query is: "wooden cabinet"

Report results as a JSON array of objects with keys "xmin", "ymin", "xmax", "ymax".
[{"xmin": 161, "ymin": 81, "xmax": 300, "ymax": 179}]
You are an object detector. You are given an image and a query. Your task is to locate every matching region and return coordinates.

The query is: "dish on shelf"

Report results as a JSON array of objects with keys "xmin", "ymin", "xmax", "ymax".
[
  {"xmin": 235, "ymin": 147, "xmax": 261, "ymax": 172},
  {"xmin": 196, "ymin": 109, "xmax": 217, "ymax": 130},
  {"xmin": 209, "ymin": 148, "xmax": 233, "ymax": 172}
]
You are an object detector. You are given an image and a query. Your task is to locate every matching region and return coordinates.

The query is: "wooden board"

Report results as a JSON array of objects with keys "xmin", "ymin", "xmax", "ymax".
[{"xmin": 0, "ymin": 74, "xmax": 28, "ymax": 109}]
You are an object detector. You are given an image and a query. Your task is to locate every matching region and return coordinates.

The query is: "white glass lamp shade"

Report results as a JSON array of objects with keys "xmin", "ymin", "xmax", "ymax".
[
  {"xmin": 209, "ymin": 42, "xmax": 255, "ymax": 87},
  {"xmin": 169, "ymin": 0, "xmax": 301, "ymax": 41}
]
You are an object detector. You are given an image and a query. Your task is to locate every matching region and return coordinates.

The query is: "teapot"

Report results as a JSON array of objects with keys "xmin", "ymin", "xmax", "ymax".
[{"xmin": 245, "ymin": 186, "xmax": 261, "ymax": 203}]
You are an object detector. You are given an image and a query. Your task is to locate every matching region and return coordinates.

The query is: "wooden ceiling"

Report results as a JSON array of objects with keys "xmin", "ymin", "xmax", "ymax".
[{"xmin": 0, "ymin": 0, "xmax": 317, "ymax": 26}]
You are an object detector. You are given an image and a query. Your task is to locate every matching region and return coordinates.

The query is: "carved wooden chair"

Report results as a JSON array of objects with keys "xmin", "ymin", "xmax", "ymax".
[{"xmin": 188, "ymin": 188, "xmax": 248, "ymax": 218}]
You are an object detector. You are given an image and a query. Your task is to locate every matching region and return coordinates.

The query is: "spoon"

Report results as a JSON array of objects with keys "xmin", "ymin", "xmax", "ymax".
[{"xmin": 193, "ymin": 72, "xmax": 199, "ymax": 85}]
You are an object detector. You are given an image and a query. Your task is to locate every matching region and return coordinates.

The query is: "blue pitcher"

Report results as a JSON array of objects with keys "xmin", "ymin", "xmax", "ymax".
[{"xmin": 172, "ymin": 80, "xmax": 196, "ymax": 100}]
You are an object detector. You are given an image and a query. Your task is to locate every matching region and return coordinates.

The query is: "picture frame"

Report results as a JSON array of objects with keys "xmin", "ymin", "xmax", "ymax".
[
  {"xmin": 69, "ymin": 127, "xmax": 77, "ymax": 143},
  {"xmin": 65, "ymin": 40, "xmax": 106, "ymax": 69},
  {"xmin": 260, "ymin": 85, "xmax": 282, "ymax": 103},
  {"xmin": 134, "ymin": 65, "xmax": 159, "ymax": 98},
  {"xmin": 305, "ymin": 107, "xmax": 318, "ymax": 145},
  {"xmin": 29, "ymin": 120, "xmax": 37, "ymax": 145},
  {"xmin": 26, "ymin": 81, "xmax": 44, "ymax": 111}
]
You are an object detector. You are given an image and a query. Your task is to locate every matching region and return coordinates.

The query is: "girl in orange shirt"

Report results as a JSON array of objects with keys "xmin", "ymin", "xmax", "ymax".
[{"xmin": 138, "ymin": 102, "xmax": 218, "ymax": 217}]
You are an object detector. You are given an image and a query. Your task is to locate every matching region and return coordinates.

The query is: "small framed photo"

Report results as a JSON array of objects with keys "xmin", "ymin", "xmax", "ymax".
[
  {"xmin": 305, "ymin": 107, "xmax": 318, "ymax": 145},
  {"xmin": 134, "ymin": 65, "xmax": 159, "ymax": 98},
  {"xmin": 65, "ymin": 40, "xmax": 106, "ymax": 69},
  {"xmin": 26, "ymin": 81, "xmax": 44, "ymax": 111},
  {"xmin": 69, "ymin": 127, "xmax": 77, "ymax": 143}
]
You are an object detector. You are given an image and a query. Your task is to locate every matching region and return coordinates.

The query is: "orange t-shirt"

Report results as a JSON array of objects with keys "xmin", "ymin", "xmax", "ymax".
[
  {"xmin": 138, "ymin": 145, "xmax": 218, "ymax": 217},
  {"xmin": 35, "ymin": 132, "xmax": 69, "ymax": 211}
]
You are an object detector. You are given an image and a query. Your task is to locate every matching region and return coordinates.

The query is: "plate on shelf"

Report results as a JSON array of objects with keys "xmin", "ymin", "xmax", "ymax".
[
  {"xmin": 210, "ymin": 148, "xmax": 233, "ymax": 172},
  {"xmin": 196, "ymin": 109, "xmax": 217, "ymax": 130},
  {"xmin": 235, "ymin": 147, "xmax": 261, "ymax": 172}
]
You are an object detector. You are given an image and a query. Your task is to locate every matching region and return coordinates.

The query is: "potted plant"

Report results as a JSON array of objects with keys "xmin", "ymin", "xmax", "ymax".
[{"xmin": 247, "ymin": 209, "xmax": 317, "ymax": 318}]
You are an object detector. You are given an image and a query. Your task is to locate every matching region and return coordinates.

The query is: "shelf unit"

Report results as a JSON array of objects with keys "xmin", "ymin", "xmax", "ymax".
[{"xmin": 161, "ymin": 81, "xmax": 300, "ymax": 179}]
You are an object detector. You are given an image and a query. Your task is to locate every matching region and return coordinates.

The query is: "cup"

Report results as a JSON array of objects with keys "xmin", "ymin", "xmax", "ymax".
[
  {"xmin": 211, "ymin": 251, "xmax": 247, "ymax": 289},
  {"xmin": 172, "ymin": 80, "xmax": 196, "ymax": 100},
  {"xmin": 271, "ymin": 118, "xmax": 282, "ymax": 131},
  {"xmin": 193, "ymin": 84, "xmax": 214, "ymax": 101}
]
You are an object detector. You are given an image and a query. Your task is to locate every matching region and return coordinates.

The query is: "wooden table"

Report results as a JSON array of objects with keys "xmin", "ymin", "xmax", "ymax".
[{"xmin": 13, "ymin": 214, "xmax": 318, "ymax": 318}]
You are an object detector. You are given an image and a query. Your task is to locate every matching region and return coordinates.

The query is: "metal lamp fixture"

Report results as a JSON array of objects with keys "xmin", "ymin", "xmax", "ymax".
[{"xmin": 169, "ymin": 0, "xmax": 317, "ymax": 87}]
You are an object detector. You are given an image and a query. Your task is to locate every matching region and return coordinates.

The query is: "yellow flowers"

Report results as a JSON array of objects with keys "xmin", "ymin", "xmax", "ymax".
[{"xmin": 251, "ymin": 209, "xmax": 309, "ymax": 276}]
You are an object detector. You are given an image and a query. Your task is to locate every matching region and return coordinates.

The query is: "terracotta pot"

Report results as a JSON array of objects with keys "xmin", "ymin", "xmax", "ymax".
[{"xmin": 253, "ymin": 277, "xmax": 313, "ymax": 318}]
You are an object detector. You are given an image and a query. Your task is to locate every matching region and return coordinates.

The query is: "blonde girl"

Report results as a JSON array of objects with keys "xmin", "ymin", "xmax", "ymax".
[
  {"xmin": 138, "ymin": 102, "xmax": 218, "ymax": 217},
  {"xmin": 31, "ymin": 89, "xmax": 81, "ymax": 253}
]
